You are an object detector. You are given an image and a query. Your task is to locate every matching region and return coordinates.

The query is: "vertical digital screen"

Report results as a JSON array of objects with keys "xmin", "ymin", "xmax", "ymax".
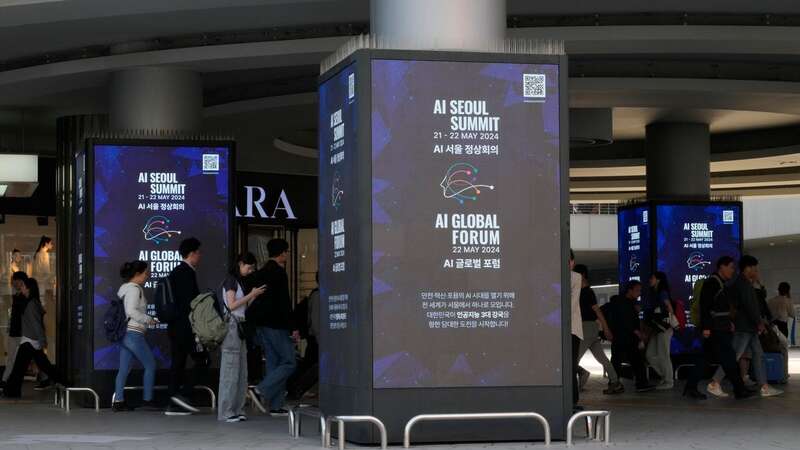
[
  {"xmin": 92, "ymin": 144, "xmax": 231, "ymax": 369},
  {"xmin": 318, "ymin": 62, "xmax": 359, "ymax": 386},
  {"xmin": 655, "ymin": 203, "xmax": 742, "ymax": 352},
  {"xmin": 371, "ymin": 59, "xmax": 563, "ymax": 388},
  {"xmin": 617, "ymin": 206, "xmax": 651, "ymax": 290}
]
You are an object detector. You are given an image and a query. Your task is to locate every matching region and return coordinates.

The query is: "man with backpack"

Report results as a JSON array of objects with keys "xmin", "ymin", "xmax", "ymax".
[
  {"xmin": 685, "ymin": 256, "xmax": 750, "ymax": 399},
  {"xmin": 163, "ymin": 237, "xmax": 203, "ymax": 415},
  {"xmin": 604, "ymin": 281, "xmax": 655, "ymax": 393},
  {"xmin": 246, "ymin": 238, "xmax": 298, "ymax": 416}
]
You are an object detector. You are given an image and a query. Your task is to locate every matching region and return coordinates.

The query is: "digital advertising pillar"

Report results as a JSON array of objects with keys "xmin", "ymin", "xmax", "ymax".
[
  {"xmin": 319, "ymin": 50, "xmax": 570, "ymax": 444},
  {"xmin": 70, "ymin": 138, "xmax": 234, "ymax": 401},
  {"xmin": 617, "ymin": 201, "xmax": 743, "ymax": 353}
]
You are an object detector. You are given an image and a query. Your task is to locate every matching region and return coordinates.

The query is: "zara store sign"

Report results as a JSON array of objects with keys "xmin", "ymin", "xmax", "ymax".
[{"xmin": 234, "ymin": 171, "xmax": 317, "ymax": 227}]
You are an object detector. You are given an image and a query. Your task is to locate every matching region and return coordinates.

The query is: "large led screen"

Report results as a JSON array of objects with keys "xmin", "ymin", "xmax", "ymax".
[
  {"xmin": 92, "ymin": 144, "xmax": 231, "ymax": 369},
  {"xmin": 318, "ymin": 62, "xmax": 360, "ymax": 387},
  {"xmin": 371, "ymin": 59, "xmax": 563, "ymax": 388},
  {"xmin": 617, "ymin": 206, "xmax": 651, "ymax": 289},
  {"xmin": 655, "ymin": 203, "xmax": 742, "ymax": 352}
]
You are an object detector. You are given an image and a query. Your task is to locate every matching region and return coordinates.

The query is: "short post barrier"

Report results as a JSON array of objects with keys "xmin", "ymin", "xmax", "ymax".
[
  {"xmin": 247, "ymin": 386, "xmax": 267, "ymax": 413},
  {"xmin": 403, "ymin": 412, "xmax": 551, "ymax": 448},
  {"xmin": 566, "ymin": 411, "xmax": 611, "ymax": 446},
  {"xmin": 290, "ymin": 405, "xmax": 326, "ymax": 446},
  {"xmin": 324, "ymin": 415, "xmax": 387, "ymax": 450},
  {"xmin": 61, "ymin": 387, "xmax": 100, "ymax": 413}
]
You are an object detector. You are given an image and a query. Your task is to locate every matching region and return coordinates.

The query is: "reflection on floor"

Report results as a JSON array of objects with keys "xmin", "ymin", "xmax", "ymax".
[{"xmin": 0, "ymin": 350, "xmax": 797, "ymax": 450}]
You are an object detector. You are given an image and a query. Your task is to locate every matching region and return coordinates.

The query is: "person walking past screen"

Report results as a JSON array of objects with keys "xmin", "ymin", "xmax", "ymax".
[
  {"xmin": 573, "ymin": 264, "xmax": 623, "ymax": 395},
  {"xmin": 605, "ymin": 281, "xmax": 655, "ymax": 393},
  {"xmin": 218, "ymin": 252, "xmax": 264, "ymax": 423},
  {"xmin": 2, "ymin": 278, "xmax": 65, "ymax": 398},
  {"xmin": 768, "ymin": 282, "xmax": 795, "ymax": 339},
  {"xmin": 1, "ymin": 271, "xmax": 28, "ymax": 389},
  {"xmin": 248, "ymin": 238, "xmax": 298, "ymax": 416},
  {"xmin": 693, "ymin": 257, "xmax": 753, "ymax": 399},
  {"xmin": 165, "ymin": 237, "xmax": 203, "ymax": 415},
  {"xmin": 568, "ymin": 250, "xmax": 583, "ymax": 409},
  {"xmin": 644, "ymin": 272, "xmax": 675, "ymax": 390},
  {"xmin": 113, "ymin": 261, "xmax": 158, "ymax": 412},
  {"xmin": 731, "ymin": 255, "xmax": 782, "ymax": 397}
]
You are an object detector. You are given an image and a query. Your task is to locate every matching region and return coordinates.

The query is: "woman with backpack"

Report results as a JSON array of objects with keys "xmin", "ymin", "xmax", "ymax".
[
  {"xmin": 113, "ymin": 260, "xmax": 158, "ymax": 412},
  {"xmin": 645, "ymin": 271, "xmax": 676, "ymax": 390},
  {"xmin": 218, "ymin": 252, "xmax": 265, "ymax": 423}
]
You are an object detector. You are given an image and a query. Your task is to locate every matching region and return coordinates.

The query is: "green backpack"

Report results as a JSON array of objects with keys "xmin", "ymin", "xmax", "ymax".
[{"xmin": 189, "ymin": 291, "xmax": 228, "ymax": 350}]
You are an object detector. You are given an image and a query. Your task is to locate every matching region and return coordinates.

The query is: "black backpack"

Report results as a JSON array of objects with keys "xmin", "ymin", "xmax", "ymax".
[
  {"xmin": 103, "ymin": 297, "xmax": 129, "ymax": 343},
  {"xmin": 154, "ymin": 276, "xmax": 178, "ymax": 323}
]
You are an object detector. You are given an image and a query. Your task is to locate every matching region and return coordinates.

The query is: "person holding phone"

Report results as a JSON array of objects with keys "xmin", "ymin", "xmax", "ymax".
[
  {"xmin": 218, "ymin": 252, "xmax": 264, "ymax": 422},
  {"xmin": 113, "ymin": 260, "xmax": 159, "ymax": 412}
]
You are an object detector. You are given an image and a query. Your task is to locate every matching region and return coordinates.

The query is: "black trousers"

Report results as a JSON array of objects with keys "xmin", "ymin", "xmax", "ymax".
[
  {"xmin": 693, "ymin": 331, "xmax": 747, "ymax": 396},
  {"xmin": 288, "ymin": 336, "xmax": 318, "ymax": 398},
  {"xmin": 774, "ymin": 320, "xmax": 789, "ymax": 338},
  {"xmin": 167, "ymin": 324, "xmax": 203, "ymax": 397},
  {"xmin": 4, "ymin": 342, "xmax": 62, "ymax": 398},
  {"xmin": 571, "ymin": 334, "xmax": 581, "ymax": 407},
  {"xmin": 611, "ymin": 339, "xmax": 649, "ymax": 388}
]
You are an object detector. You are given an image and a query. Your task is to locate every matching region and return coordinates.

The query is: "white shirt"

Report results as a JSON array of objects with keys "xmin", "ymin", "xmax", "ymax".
[{"xmin": 570, "ymin": 271, "xmax": 583, "ymax": 339}]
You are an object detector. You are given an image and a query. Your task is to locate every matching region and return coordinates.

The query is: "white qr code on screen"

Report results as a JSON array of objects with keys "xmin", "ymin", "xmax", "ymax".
[
  {"xmin": 202, "ymin": 154, "xmax": 220, "ymax": 172},
  {"xmin": 523, "ymin": 73, "xmax": 546, "ymax": 99}
]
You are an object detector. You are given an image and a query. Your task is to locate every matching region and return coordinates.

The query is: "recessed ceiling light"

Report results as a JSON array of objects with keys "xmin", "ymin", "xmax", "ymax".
[
  {"xmin": 0, "ymin": 184, "xmax": 7, "ymax": 196},
  {"xmin": 769, "ymin": 242, "xmax": 776, "ymax": 246}
]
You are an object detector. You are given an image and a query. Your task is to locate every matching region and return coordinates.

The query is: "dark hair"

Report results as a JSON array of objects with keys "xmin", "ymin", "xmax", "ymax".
[
  {"xmin": 267, "ymin": 238, "xmax": 290, "ymax": 258},
  {"xmin": 120, "ymin": 260, "xmax": 149, "ymax": 281},
  {"xmin": 35, "ymin": 236, "xmax": 52, "ymax": 255},
  {"xmin": 779, "ymin": 282, "xmax": 791, "ymax": 296},
  {"xmin": 652, "ymin": 271, "xmax": 671, "ymax": 299},
  {"xmin": 232, "ymin": 252, "xmax": 258, "ymax": 277},
  {"xmin": 716, "ymin": 256, "xmax": 735, "ymax": 269},
  {"xmin": 179, "ymin": 237, "xmax": 202, "ymax": 258},
  {"xmin": 624, "ymin": 280, "xmax": 642, "ymax": 294},
  {"xmin": 569, "ymin": 249, "xmax": 575, "ymax": 261},
  {"xmin": 23, "ymin": 277, "xmax": 40, "ymax": 300},
  {"xmin": 573, "ymin": 264, "xmax": 589, "ymax": 279},
  {"xmin": 739, "ymin": 255, "xmax": 759, "ymax": 272},
  {"xmin": 12, "ymin": 248, "xmax": 21, "ymax": 253},
  {"xmin": 11, "ymin": 271, "xmax": 28, "ymax": 282}
]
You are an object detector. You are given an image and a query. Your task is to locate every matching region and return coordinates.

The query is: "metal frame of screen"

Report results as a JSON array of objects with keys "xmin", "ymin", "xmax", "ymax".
[
  {"xmin": 319, "ymin": 49, "xmax": 571, "ymax": 444},
  {"xmin": 77, "ymin": 138, "xmax": 235, "ymax": 403}
]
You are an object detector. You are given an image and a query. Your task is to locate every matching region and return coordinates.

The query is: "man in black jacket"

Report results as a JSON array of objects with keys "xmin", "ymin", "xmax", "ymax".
[
  {"xmin": 165, "ymin": 237, "xmax": 202, "ymax": 415},
  {"xmin": 730, "ymin": 255, "xmax": 781, "ymax": 397},
  {"xmin": 605, "ymin": 281, "xmax": 654, "ymax": 392},
  {"xmin": 687, "ymin": 256, "xmax": 752, "ymax": 399},
  {"xmin": 248, "ymin": 238, "xmax": 298, "ymax": 416},
  {"xmin": 1, "ymin": 271, "xmax": 29, "ymax": 388}
]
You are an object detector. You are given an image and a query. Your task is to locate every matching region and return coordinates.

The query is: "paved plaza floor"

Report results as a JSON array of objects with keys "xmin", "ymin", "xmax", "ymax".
[{"xmin": 1, "ymin": 349, "xmax": 798, "ymax": 450}]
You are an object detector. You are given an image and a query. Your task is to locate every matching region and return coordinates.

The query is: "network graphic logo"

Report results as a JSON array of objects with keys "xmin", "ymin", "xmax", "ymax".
[
  {"xmin": 629, "ymin": 255, "xmax": 640, "ymax": 272},
  {"xmin": 440, "ymin": 162, "xmax": 495, "ymax": 204},
  {"xmin": 142, "ymin": 215, "xmax": 182, "ymax": 245},
  {"xmin": 686, "ymin": 252, "xmax": 711, "ymax": 271},
  {"xmin": 331, "ymin": 171, "xmax": 344, "ymax": 209}
]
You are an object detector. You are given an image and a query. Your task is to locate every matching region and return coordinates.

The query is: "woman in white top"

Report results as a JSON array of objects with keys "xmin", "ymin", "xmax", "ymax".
[
  {"xmin": 113, "ymin": 261, "xmax": 158, "ymax": 412},
  {"xmin": 218, "ymin": 252, "xmax": 264, "ymax": 422}
]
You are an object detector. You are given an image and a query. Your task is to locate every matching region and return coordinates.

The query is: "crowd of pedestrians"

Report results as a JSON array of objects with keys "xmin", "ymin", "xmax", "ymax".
[{"xmin": 571, "ymin": 252, "xmax": 790, "ymax": 408}]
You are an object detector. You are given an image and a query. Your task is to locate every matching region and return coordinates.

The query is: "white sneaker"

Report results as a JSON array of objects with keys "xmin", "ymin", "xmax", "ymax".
[
  {"xmin": 760, "ymin": 385, "xmax": 783, "ymax": 397},
  {"xmin": 706, "ymin": 382, "xmax": 729, "ymax": 398}
]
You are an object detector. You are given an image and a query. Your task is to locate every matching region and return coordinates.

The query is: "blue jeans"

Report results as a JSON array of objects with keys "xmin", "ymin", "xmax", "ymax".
[
  {"xmin": 115, "ymin": 331, "xmax": 156, "ymax": 402},
  {"xmin": 731, "ymin": 331, "xmax": 767, "ymax": 386},
  {"xmin": 255, "ymin": 327, "xmax": 296, "ymax": 410}
]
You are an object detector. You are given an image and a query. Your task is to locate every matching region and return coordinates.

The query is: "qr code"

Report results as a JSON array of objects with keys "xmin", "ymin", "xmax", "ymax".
[
  {"xmin": 202, "ymin": 154, "xmax": 220, "ymax": 172},
  {"xmin": 723, "ymin": 210, "xmax": 734, "ymax": 223},
  {"xmin": 523, "ymin": 73, "xmax": 546, "ymax": 98},
  {"xmin": 348, "ymin": 73, "xmax": 355, "ymax": 99}
]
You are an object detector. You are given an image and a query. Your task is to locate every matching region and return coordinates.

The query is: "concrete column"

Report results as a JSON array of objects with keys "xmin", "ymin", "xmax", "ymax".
[
  {"xmin": 370, "ymin": 0, "xmax": 506, "ymax": 52},
  {"xmin": 645, "ymin": 122, "xmax": 710, "ymax": 201},
  {"xmin": 109, "ymin": 67, "xmax": 202, "ymax": 132}
]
